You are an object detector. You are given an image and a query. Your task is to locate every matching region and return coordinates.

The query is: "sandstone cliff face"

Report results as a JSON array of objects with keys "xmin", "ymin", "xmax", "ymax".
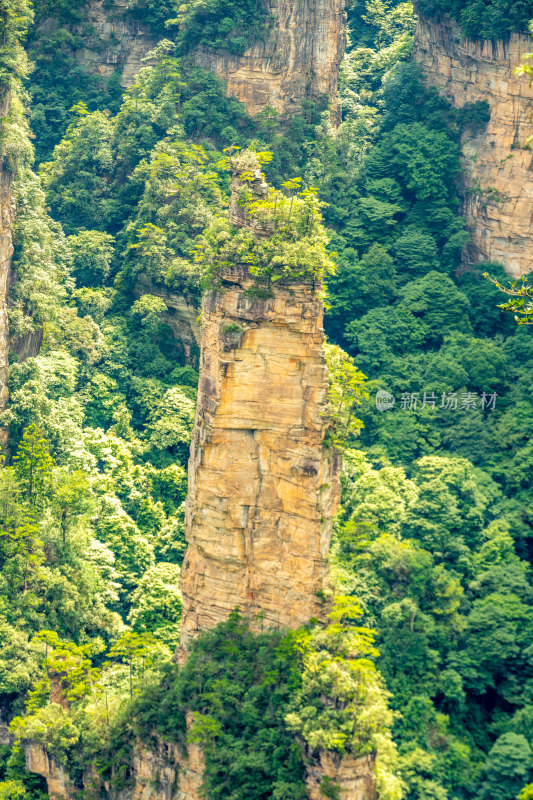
[
  {"xmin": 306, "ymin": 751, "xmax": 376, "ymax": 800},
  {"xmin": 35, "ymin": 0, "xmax": 157, "ymax": 88},
  {"xmin": 26, "ymin": 737, "xmax": 376, "ymax": 800},
  {"xmin": 414, "ymin": 10, "xmax": 533, "ymax": 277},
  {"xmin": 191, "ymin": 0, "xmax": 347, "ymax": 116},
  {"xmin": 178, "ymin": 269, "xmax": 341, "ymax": 649},
  {"xmin": 41, "ymin": 0, "xmax": 346, "ymax": 115},
  {"xmin": 25, "ymin": 744, "xmax": 73, "ymax": 800},
  {"xmin": 0, "ymin": 91, "xmax": 15, "ymax": 452},
  {"xmin": 24, "ymin": 733, "xmax": 203, "ymax": 800},
  {"xmin": 20, "ymin": 173, "xmax": 373, "ymax": 800}
]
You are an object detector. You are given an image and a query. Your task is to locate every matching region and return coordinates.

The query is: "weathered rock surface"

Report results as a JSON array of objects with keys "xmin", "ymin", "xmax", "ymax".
[
  {"xmin": 24, "ymin": 731, "xmax": 203, "ymax": 800},
  {"xmin": 178, "ymin": 168, "xmax": 341, "ymax": 648},
  {"xmin": 306, "ymin": 750, "xmax": 376, "ymax": 800},
  {"xmin": 192, "ymin": 0, "xmax": 347, "ymax": 116},
  {"xmin": 0, "ymin": 715, "xmax": 12, "ymax": 746},
  {"xmin": 35, "ymin": 0, "xmax": 157, "ymax": 88},
  {"xmin": 0, "ymin": 91, "xmax": 15, "ymax": 452},
  {"xmin": 41, "ymin": 0, "xmax": 346, "ymax": 115},
  {"xmin": 414, "ymin": 10, "xmax": 533, "ymax": 277},
  {"xmin": 25, "ymin": 744, "xmax": 73, "ymax": 800},
  {"xmin": 135, "ymin": 275, "xmax": 201, "ymax": 366},
  {"xmin": 178, "ymin": 265, "xmax": 341, "ymax": 649},
  {"xmin": 21, "ymin": 173, "xmax": 371, "ymax": 800}
]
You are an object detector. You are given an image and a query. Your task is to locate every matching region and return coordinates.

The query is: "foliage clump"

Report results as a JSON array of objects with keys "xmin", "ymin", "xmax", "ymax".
[
  {"xmin": 485, "ymin": 273, "xmax": 533, "ymax": 324},
  {"xmin": 325, "ymin": 343, "xmax": 368, "ymax": 449},
  {"xmin": 196, "ymin": 151, "xmax": 335, "ymax": 292},
  {"xmin": 417, "ymin": 0, "xmax": 532, "ymax": 39},
  {"xmin": 173, "ymin": 0, "xmax": 271, "ymax": 55}
]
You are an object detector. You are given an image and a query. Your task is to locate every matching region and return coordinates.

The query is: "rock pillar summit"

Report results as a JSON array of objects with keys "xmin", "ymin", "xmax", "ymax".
[{"xmin": 179, "ymin": 164, "xmax": 341, "ymax": 652}]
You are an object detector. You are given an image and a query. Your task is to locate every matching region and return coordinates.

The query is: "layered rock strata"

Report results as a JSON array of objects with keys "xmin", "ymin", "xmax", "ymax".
[
  {"xmin": 24, "ymin": 736, "xmax": 204, "ymax": 800},
  {"xmin": 42, "ymin": 0, "xmax": 346, "ymax": 115},
  {"xmin": 179, "ymin": 216, "xmax": 341, "ymax": 650},
  {"xmin": 25, "ymin": 745, "xmax": 72, "ymax": 800},
  {"xmin": 20, "ymin": 173, "xmax": 373, "ymax": 800},
  {"xmin": 26, "ymin": 739, "xmax": 376, "ymax": 800},
  {"xmin": 414, "ymin": 10, "xmax": 533, "ymax": 277},
  {"xmin": 306, "ymin": 751, "xmax": 376, "ymax": 800},
  {"xmin": 192, "ymin": 0, "xmax": 347, "ymax": 116}
]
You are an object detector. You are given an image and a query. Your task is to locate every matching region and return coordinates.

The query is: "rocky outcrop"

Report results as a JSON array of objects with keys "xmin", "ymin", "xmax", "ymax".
[
  {"xmin": 24, "ymin": 732, "xmax": 202, "ymax": 800},
  {"xmin": 21, "ymin": 172, "xmax": 371, "ymax": 800},
  {"xmin": 0, "ymin": 715, "xmax": 12, "ymax": 746},
  {"xmin": 36, "ymin": 0, "xmax": 346, "ymax": 115},
  {"xmin": 25, "ymin": 738, "xmax": 377, "ymax": 800},
  {"xmin": 414, "ymin": 10, "xmax": 533, "ymax": 277},
  {"xmin": 191, "ymin": 0, "xmax": 347, "ymax": 116},
  {"xmin": 0, "ymin": 90, "xmax": 15, "ymax": 453},
  {"xmin": 34, "ymin": 0, "xmax": 157, "ymax": 88},
  {"xmin": 306, "ymin": 751, "xmax": 376, "ymax": 800},
  {"xmin": 25, "ymin": 744, "xmax": 73, "ymax": 800},
  {"xmin": 178, "ymin": 173, "xmax": 341, "ymax": 650},
  {"xmin": 76, "ymin": 0, "xmax": 158, "ymax": 86}
]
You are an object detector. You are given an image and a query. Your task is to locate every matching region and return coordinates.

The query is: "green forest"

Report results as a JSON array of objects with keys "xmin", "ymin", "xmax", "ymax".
[{"xmin": 0, "ymin": 1, "xmax": 532, "ymax": 799}]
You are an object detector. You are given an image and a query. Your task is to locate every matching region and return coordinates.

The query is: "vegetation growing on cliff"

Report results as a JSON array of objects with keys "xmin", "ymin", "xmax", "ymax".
[
  {"xmin": 0, "ymin": 1, "xmax": 532, "ymax": 800},
  {"xmin": 418, "ymin": 0, "xmax": 533, "ymax": 39},
  {"xmin": 197, "ymin": 151, "xmax": 336, "ymax": 291},
  {"xmin": 173, "ymin": 0, "xmax": 270, "ymax": 55},
  {"xmin": 10, "ymin": 605, "xmax": 399, "ymax": 800}
]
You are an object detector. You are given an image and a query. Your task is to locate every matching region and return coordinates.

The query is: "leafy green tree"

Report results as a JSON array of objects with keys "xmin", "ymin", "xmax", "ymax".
[
  {"xmin": 32, "ymin": 630, "xmax": 104, "ymax": 706},
  {"xmin": 40, "ymin": 108, "xmax": 116, "ymax": 233},
  {"xmin": 477, "ymin": 733, "xmax": 532, "ymax": 800},
  {"xmin": 95, "ymin": 495, "xmax": 155, "ymax": 609},
  {"xmin": 486, "ymin": 273, "xmax": 533, "ymax": 325},
  {"xmin": 173, "ymin": 0, "xmax": 269, "ymax": 55},
  {"xmin": 325, "ymin": 343, "xmax": 368, "ymax": 448},
  {"xmin": 108, "ymin": 631, "xmax": 162, "ymax": 698},
  {"xmin": 146, "ymin": 386, "xmax": 195, "ymax": 461},
  {"xmin": 68, "ymin": 229, "xmax": 115, "ymax": 288},
  {"xmin": 0, "ymin": 780, "xmax": 28, "ymax": 800},
  {"xmin": 127, "ymin": 562, "xmax": 182, "ymax": 648},
  {"xmin": 285, "ymin": 597, "xmax": 394, "ymax": 756},
  {"xmin": 13, "ymin": 425, "xmax": 54, "ymax": 506},
  {"xmin": 0, "ymin": 516, "xmax": 43, "ymax": 595},
  {"xmin": 418, "ymin": 0, "xmax": 532, "ymax": 39}
]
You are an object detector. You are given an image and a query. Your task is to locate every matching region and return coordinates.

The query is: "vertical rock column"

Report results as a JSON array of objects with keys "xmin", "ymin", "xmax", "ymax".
[
  {"xmin": 179, "ymin": 186, "xmax": 341, "ymax": 651},
  {"xmin": 0, "ymin": 90, "xmax": 15, "ymax": 453}
]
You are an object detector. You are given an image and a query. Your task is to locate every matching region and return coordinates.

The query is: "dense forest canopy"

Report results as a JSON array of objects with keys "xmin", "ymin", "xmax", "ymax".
[{"xmin": 0, "ymin": 1, "xmax": 532, "ymax": 800}]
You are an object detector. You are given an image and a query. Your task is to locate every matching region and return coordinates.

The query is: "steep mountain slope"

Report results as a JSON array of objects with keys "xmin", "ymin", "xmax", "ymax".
[
  {"xmin": 415, "ymin": 8, "xmax": 533, "ymax": 277},
  {"xmin": 191, "ymin": 0, "xmax": 347, "ymax": 116}
]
